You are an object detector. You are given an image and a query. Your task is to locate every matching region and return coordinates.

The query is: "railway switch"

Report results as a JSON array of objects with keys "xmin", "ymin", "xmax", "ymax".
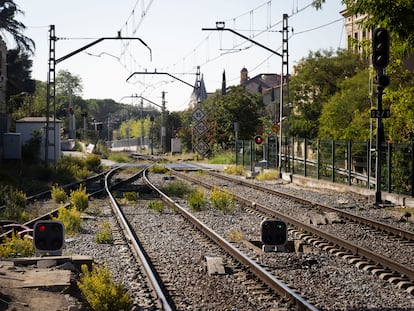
[
  {"xmin": 261, "ymin": 219, "xmax": 287, "ymax": 252},
  {"xmin": 33, "ymin": 220, "xmax": 65, "ymax": 256}
]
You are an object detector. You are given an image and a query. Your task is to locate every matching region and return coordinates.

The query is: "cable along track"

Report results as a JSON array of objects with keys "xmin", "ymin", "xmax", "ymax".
[{"xmin": 168, "ymin": 169, "xmax": 414, "ymax": 295}]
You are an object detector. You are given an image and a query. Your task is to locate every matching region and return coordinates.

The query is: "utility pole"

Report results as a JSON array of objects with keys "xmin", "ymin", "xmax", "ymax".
[
  {"xmin": 278, "ymin": 13, "xmax": 289, "ymax": 177},
  {"xmin": 45, "ymin": 25, "xmax": 151, "ymax": 165},
  {"xmin": 161, "ymin": 91, "xmax": 166, "ymax": 154}
]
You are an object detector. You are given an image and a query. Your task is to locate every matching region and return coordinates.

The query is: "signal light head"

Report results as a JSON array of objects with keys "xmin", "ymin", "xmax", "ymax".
[
  {"xmin": 372, "ymin": 27, "xmax": 390, "ymax": 69},
  {"xmin": 33, "ymin": 220, "xmax": 65, "ymax": 256},
  {"xmin": 254, "ymin": 135, "xmax": 263, "ymax": 144},
  {"xmin": 261, "ymin": 219, "xmax": 287, "ymax": 246}
]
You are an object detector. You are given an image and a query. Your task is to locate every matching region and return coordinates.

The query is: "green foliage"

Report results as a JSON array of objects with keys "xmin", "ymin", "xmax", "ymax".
[
  {"xmin": 0, "ymin": 185, "xmax": 28, "ymax": 222},
  {"xmin": 149, "ymin": 164, "xmax": 168, "ymax": 174},
  {"xmin": 55, "ymin": 205, "xmax": 81, "ymax": 236},
  {"xmin": 318, "ymin": 69, "xmax": 371, "ymax": 140},
  {"xmin": 209, "ymin": 185, "xmax": 235, "ymax": 213},
  {"xmin": 224, "ymin": 165, "xmax": 245, "ymax": 176},
  {"xmin": 208, "ymin": 151, "xmax": 235, "ymax": 164},
  {"xmin": 202, "ymin": 86, "xmax": 264, "ymax": 148},
  {"xmin": 85, "ymin": 154, "xmax": 102, "ymax": 173},
  {"xmin": 289, "ymin": 50, "xmax": 366, "ymax": 139},
  {"xmin": 107, "ymin": 153, "xmax": 130, "ymax": 163},
  {"xmin": 70, "ymin": 184, "xmax": 89, "ymax": 212},
  {"xmin": 256, "ymin": 169, "xmax": 279, "ymax": 181},
  {"xmin": 187, "ymin": 188, "xmax": 206, "ymax": 211},
  {"xmin": 56, "ymin": 156, "xmax": 88, "ymax": 183},
  {"xmin": 0, "ymin": 231, "xmax": 34, "ymax": 258},
  {"xmin": 385, "ymin": 85, "xmax": 414, "ymax": 142},
  {"xmin": 147, "ymin": 200, "xmax": 164, "ymax": 213},
  {"xmin": 344, "ymin": 0, "xmax": 414, "ymax": 57},
  {"xmin": 95, "ymin": 221, "xmax": 113, "ymax": 244},
  {"xmin": 78, "ymin": 264, "xmax": 132, "ymax": 311},
  {"xmin": 51, "ymin": 184, "xmax": 68, "ymax": 204},
  {"xmin": 161, "ymin": 180, "xmax": 193, "ymax": 198},
  {"xmin": 122, "ymin": 191, "xmax": 139, "ymax": 202}
]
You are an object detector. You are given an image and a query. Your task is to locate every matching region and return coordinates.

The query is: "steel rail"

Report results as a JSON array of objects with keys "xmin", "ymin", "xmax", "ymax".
[
  {"xmin": 105, "ymin": 165, "xmax": 173, "ymax": 311},
  {"xmin": 207, "ymin": 171, "xmax": 414, "ymax": 242},
  {"xmin": 171, "ymin": 170, "xmax": 414, "ymax": 281},
  {"xmin": 144, "ymin": 168, "xmax": 319, "ymax": 311}
]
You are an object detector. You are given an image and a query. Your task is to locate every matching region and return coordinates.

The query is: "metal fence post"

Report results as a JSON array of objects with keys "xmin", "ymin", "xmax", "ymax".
[
  {"xmin": 366, "ymin": 141, "xmax": 371, "ymax": 189},
  {"xmin": 387, "ymin": 142, "xmax": 392, "ymax": 193},
  {"xmin": 304, "ymin": 138, "xmax": 308, "ymax": 177},
  {"xmin": 317, "ymin": 139, "xmax": 320, "ymax": 180},
  {"xmin": 331, "ymin": 140, "xmax": 335, "ymax": 183},
  {"xmin": 348, "ymin": 140, "xmax": 352, "ymax": 186}
]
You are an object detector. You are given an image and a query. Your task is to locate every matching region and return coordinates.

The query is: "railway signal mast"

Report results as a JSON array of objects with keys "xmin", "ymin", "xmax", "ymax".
[{"xmin": 372, "ymin": 27, "xmax": 390, "ymax": 205}]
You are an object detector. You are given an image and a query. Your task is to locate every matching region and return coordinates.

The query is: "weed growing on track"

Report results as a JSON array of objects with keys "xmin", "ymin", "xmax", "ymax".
[
  {"xmin": 224, "ymin": 165, "xmax": 245, "ymax": 176},
  {"xmin": 55, "ymin": 205, "xmax": 81, "ymax": 236},
  {"xmin": 147, "ymin": 200, "xmax": 165, "ymax": 213},
  {"xmin": 95, "ymin": 221, "xmax": 113, "ymax": 244},
  {"xmin": 161, "ymin": 180, "xmax": 193, "ymax": 198},
  {"xmin": 78, "ymin": 263, "xmax": 132, "ymax": 311},
  {"xmin": 51, "ymin": 184, "xmax": 68, "ymax": 204},
  {"xmin": 188, "ymin": 188, "xmax": 207, "ymax": 211},
  {"xmin": 0, "ymin": 231, "xmax": 34, "ymax": 257},
  {"xmin": 209, "ymin": 185, "xmax": 235, "ymax": 213},
  {"xmin": 70, "ymin": 184, "xmax": 88, "ymax": 212}
]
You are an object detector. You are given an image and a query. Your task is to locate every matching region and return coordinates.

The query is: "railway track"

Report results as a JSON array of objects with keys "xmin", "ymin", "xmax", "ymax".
[
  {"xmin": 2, "ymin": 160, "xmax": 414, "ymax": 309},
  {"xmin": 168, "ymin": 168, "xmax": 414, "ymax": 293}
]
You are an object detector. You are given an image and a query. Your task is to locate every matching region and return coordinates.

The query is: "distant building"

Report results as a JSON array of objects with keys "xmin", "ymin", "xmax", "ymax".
[
  {"xmin": 239, "ymin": 67, "xmax": 286, "ymax": 121},
  {"xmin": 341, "ymin": 8, "xmax": 414, "ymax": 70}
]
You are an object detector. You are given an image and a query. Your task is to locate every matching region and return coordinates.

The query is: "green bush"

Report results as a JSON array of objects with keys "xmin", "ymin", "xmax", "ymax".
[
  {"xmin": 188, "ymin": 188, "xmax": 206, "ymax": 211},
  {"xmin": 51, "ymin": 184, "xmax": 68, "ymax": 204},
  {"xmin": 95, "ymin": 221, "xmax": 113, "ymax": 244},
  {"xmin": 123, "ymin": 191, "xmax": 138, "ymax": 202},
  {"xmin": 0, "ymin": 231, "xmax": 34, "ymax": 257},
  {"xmin": 224, "ymin": 165, "xmax": 245, "ymax": 176},
  {"xmin": 147, "ymin": 200, "xmax": 164, "ymax": 213},
  {"xmin": 0, "ymin": 185, "xmax": 28, "ymax": 222},
  {"xmin": 161, "ymin": 180, "xmax": 193, "ymax": 198},
  {"xmin": 85, "ymin": 154, "xmax": 102, "ymax": 173},
  {"xmin": 209, "ymin": 185, "xmax": 235, "ymax": 213},
  {"xmin": 78, "ymin": 264, "xmax": 132, "ymax": 311},
  {"xmin": 55, "ymin": 205, "xmax": 81, "ymax": 236},
  {"xmin": 70, "ymin": 184, "xmax": 89, "ymax": 211},
  {"xmin": 149, "ymin": 164, "xmax": 168, "ymax": 174}
]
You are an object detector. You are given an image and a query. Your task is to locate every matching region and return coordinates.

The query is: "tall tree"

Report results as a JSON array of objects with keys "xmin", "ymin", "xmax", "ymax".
[
  {"xmin": 202, "ymin": 85, "xmax": 264, "ymax": 149},
  {"xmin": 318, "ymin": 69, "xmax": 371, "ymax": 141},
  {"xmin": 288, "ymin": 49, "xmax": 366, "ymax": 139},
  {"xmin": 6, "ymin": 48, "xmax": 35, "ymax": 113},
  {"xmin": 0, "ymin": 0, "xmax": 34, "ymax": 54}
]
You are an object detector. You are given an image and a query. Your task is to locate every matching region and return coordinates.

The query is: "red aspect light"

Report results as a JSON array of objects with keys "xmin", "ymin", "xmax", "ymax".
[
  {"xmin": 37, "ymin": 224, "xmax": 47, "ymax": 232},
  {"xmin": 254, "ymin": 135, "xmax": 263, "ymax": 144}
]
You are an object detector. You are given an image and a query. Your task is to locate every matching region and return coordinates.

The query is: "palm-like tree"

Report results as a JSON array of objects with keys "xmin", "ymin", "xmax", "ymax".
[{"xmin": 0, "ymin": 0, "xmax": 34, "ymax": 54}]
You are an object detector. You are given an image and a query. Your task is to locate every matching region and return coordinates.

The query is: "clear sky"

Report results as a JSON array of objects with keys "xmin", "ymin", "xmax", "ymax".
[{"xmin": 13, "ymin": 0, "xmax": 345, "ymax": 112}]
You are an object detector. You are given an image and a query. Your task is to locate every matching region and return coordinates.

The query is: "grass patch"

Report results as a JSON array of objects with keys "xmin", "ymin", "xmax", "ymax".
[
  {"xmin": 78, "ymin": 263, "xmax": 132, "ymax": 311},
  {"xmin": 95, "ymin": 221, "xmax": 113, "ymax": 244},
  {"xmin": 187, "ymin": 188, "xmax": 207, "ymax": 211},
  {"xmin": 149, "ymin": 164, "xmax": 168, "ymax": 174},
  {"xmin": 224, "ymin": 165, "xmax": 245, "ymax": 176},
  {"xmin": 147, "ymin": 200, "xmax": 165, "ymax": 213},
  {"xmin": 209, "ymin": 185, "xmax": 235, "ymax": 213},
  {"xmin": 208, "ymin": 151, "xmax": 235, "ymax": 164},
  {"xmin": 256, "ymin": 169, "xmax": 279, "ymax": 181},
  {"xmin": 161, "ymin": 180, "xmax": 193, "ymax": 198}
]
